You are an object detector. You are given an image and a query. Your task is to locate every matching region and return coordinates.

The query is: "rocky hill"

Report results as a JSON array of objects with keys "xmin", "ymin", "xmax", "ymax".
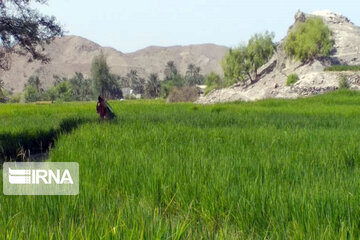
[
  {"xmin": 0, "ymin": 36, "xmax": 228, "ymax": 93},
  {"xmin": 198, "ymin": 10, "xmax": 360, "ymax": 104}
]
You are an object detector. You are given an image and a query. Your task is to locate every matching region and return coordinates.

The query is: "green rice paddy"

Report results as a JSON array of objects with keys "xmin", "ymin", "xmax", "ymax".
[{"xmin": 2, "ymin": 90, "xmax": 360, "ymax": 239}]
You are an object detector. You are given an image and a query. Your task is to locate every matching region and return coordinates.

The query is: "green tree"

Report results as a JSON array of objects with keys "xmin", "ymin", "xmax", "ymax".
[
  {"xmin": 221, "ymin": 46, "xmax": 249, "ymax": 86},
  {"xmin": 246, "ymin": 32, "xmax": 275, "ymax": 82},
  {"xmin": 285, "ymin": 17, "xmax": 334, "ymax": 62},
  {"xmin": 55, "ymin": 81, "xmax": 72, "ymax": 101},
  {"xmin": 185, "ymin": 64, "xmax": 205, "ymax": 85},
  {"xmin": 25, "ymin": 76, "xmax": 42, "ymax": 92},
  {"xmin": 24, "ymin": 85, "xmax": 41, "ymax": 102},
  {"xmin": 69, "ymin": 72, "xmax": 92, "ymax": 101},
  {"xmin": 222, "ymin": 31, "xmax": 275, "ymax": 85},
  {"xmin": 164, "ymin": 61, "xmax": 178, "ymax": 81},
  {"xmin": 145, "ymin": 73, "xmax": 161, "ymax": 98},
  {"xmin": 53, "ymin": 75, "xmax": 67, "ymax": 86},
  {"xmin": 91, "ymin": 53, "xmax": 112, "ymax": 98},
  {"xmin": 126, "ymin": 70, "xmax": 145, "ymax": 95},
  {"xmin": 108, "ymin": 74, "xmax": 123, "ymax": 99},
  {"xmin": 0, "ymin": 0, "xmax": 63, "ymax": 70}
]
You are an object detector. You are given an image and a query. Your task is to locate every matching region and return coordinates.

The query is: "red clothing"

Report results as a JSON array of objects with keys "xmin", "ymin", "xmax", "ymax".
[{"xmin": 96, "ymin": 99, "xmax": 107, "ymax": 119}]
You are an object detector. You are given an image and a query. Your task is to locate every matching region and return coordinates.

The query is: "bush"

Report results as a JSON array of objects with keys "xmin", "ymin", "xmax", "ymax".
[
  {"xmin": 286, "ymin": 74, "xmax": 299, "ymax": 86},
  {"xmin": 9, "ymin": 94, "xmax": 22, "ymax": 103},
  {"xmin": 167, "ymin": 86, "xmax": 199, "ymax": 102},
  {"xmin": 324, "ymin": 65, "xmax": 360, "ymax": 72},
  {"xmin": 204, "ymin": 72, "xmax": 221, "ymax": 95},
  {"xmin": 338, "ymin": 75, "xmax": 350, "ymax": 89},
  {"xmin": 285, "ymin": 17, "xmax": 334, "ymax": 62},
  {"xmin": 24, "ymin": 85, "xmax": 42, "ymax": 102}
]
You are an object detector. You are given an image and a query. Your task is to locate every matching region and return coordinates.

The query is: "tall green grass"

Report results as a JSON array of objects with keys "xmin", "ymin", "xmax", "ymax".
[{"xmin": 2, "ymin": 91, "xmax": 360, "ymax": 238}]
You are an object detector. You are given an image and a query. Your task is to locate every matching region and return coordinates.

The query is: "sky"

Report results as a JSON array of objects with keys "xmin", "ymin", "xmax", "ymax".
[{"xmin": 34, "ymin": 0, "xmax": 360, "ymax": 53}]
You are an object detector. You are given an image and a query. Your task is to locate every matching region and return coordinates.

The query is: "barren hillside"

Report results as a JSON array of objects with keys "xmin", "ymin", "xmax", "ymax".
[{"xmin": 0, "ymin": 36, "xmax": 228, "ymax": 93}]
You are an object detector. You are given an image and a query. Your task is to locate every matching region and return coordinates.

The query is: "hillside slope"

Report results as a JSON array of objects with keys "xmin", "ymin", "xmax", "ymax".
[
  {"xmin": 0, "ymin": 36, "xmax": 228, "ymax": 93},
  {"xmin": 198, "ymin": 10, "xmax": 360, "ymax": 103}
]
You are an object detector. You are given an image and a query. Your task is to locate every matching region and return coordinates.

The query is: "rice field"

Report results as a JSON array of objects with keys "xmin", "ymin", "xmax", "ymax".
[{"xmin": 2, "ymin": 90, "xmax": 360, "ymax": 239}]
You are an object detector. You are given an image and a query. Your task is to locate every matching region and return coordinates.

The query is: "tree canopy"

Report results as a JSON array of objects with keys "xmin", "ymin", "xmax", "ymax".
[
  {"xmin": 285, "ymin": 17, "xmax": 334, "ymax": 62},
  {"xmin": 0, "ymin": 0, "xmax": 63, "ymax": 70},
  {"xmin": 222, "ymin": 31, "xmax": 275, "ymax": 86}
]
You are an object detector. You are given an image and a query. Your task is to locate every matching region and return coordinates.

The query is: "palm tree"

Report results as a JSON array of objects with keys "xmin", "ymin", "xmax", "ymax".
[
  {"xmin": 164, "ymin": 61, "xmax": 178, "ymax": 80},
  {"xmin": 145, "ymin": 73, "xmax": 161, "ymax": 98}
]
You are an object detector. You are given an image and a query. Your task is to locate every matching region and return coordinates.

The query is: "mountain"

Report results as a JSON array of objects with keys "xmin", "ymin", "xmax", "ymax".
[
  {"xmin": 198, "ymin": 10, "xmax": 360, "ymax": 103},
  {"xmin": 0, "ymin": 36, "xmax": 228, "ymax": 93}
]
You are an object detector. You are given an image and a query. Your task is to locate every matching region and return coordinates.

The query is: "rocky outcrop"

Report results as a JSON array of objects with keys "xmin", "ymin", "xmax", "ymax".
[{"xmin": 197, "ymin": 10, "xmax": 360, "ymax": 104}]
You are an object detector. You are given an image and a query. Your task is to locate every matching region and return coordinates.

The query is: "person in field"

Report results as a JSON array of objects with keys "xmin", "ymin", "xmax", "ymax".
[{"xmin": 96, "ymin": 96, "xmax": 115, "ymax": 119}]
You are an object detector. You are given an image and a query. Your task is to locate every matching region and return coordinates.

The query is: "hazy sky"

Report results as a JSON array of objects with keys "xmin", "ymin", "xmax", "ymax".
[{"xmin": 34, "ymin": 0, "xmax": 360, "ymax": 53}]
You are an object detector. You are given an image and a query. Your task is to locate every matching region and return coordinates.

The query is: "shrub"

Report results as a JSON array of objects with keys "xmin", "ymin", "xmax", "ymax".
[
  {"xmin": 285, "ymin": 17, "xmax": 334, "ymax": 62},
  {"xmin": 167, "ymin": 86, "xmax": 199, "ymax": 102},
  {"xmin": 339, "ymin": 75, "xmax": 350, "ymax": 89},
  {"xmin": 324, "ymin": 65, "xmax": 360, "ymax": 72},
  {"xmin": 9, "ymin": 94, "xmax": 22, "ymax": 103},
  {"xmin": 286, "ymin": 74, "xmax": 299, "ymax": 86},
  {"xmin": 204, "ymin": 72, "xmax": 222, "ymax": 95}
]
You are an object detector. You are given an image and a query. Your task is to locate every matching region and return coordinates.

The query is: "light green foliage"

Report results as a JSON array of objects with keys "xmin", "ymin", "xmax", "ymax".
[
  {"xmin": 286, "ymin": 73, "xmax": 299, "ymax": 86},
  {"xmin": 247, "ymin": 32, "xmax": 275, "ymax": 80},
  {"xmin": 221, "ymin": 46, "xmax": 248, "ymax": 86},
  {"xmin": 204, "ymin": 72, "xmax": 222, "ymax": 95},
  {"xmin": 8, "ymin": 93, "xmax": 22, "ymax": 103},
  {"xmin": 3, "ymin": 91, "xmax": 360, "ymax": 238},
  {"xmin": 222, "ymin": 32, "xmax": 275, "ymax": 86},
  {"xmin": 24, "ymin": 85, "xmax": 41, "ymax": 102},
  {"xmin": 285, "ymin": 17, "xmax": 334, "ymax": 62},
  {"xmin": 339, "ymin": 75, "xmax": 350, "ymax": 89},
  {"xmin": 24, "ymin": 76, "xmax": 44, "ymax": 102},
  {"xmin": 54, "ymin": 81, "xmax": 72, "ymax": 102},
  {"xmin": 324, "ymin": 65, "xmax": 360, "ymax": 72}
]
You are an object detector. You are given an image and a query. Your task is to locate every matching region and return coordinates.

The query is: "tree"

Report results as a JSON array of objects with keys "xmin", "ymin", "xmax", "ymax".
[
  {"xmin": 127, "ymin": 70, "xmax": 145, "ymax": 95},
  {"xmin": 0, "ymin": 0, "xmax": 63, "ymax": 70},
  {"xmin": 246, "ymin": 31, "xmax": 275, "ymax": 82},
  {"xmin": 25, "ymin": 76, "xmax": 42, "ymax": 92},
  {"xmin": 285, "ymin": 17, "xmax": 334, "ymax": 62},
  {"xmin": 145, "ymin": 73, "xmax": 161, "ymax": 98},
  {"xmin": 53, "ymin": 75, "xmax": 67, "ymax": 86},
  {"xmin": 91, "ymin": 53, "xmax": 113, "ymax": 98},
  {"xmin": 24, "ymin": 85, "xmax": 41, "ymax": 102},
  {"xmin": 108, "ymin": 74, "xmax": 123, "ymax": 99},
  {"xmin": 221, "ymin": 46, "xmax": 249, "ymax": 86},
  {"xmin": 185, "ymin": 64, "xmax": 205, "ymax": 85},
  {"xmin": 222, "ymin": 31, "xmax": 275, "ymax": 85},
  {"xmin": 164, "ymin": 61, "xmax": 178, "ymax": 81}
]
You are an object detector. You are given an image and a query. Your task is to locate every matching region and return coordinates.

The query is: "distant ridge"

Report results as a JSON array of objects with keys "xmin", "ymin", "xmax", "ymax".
[{"xmin": 0, "ymin": 35, "xmax": 228, "ymax": 93}]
